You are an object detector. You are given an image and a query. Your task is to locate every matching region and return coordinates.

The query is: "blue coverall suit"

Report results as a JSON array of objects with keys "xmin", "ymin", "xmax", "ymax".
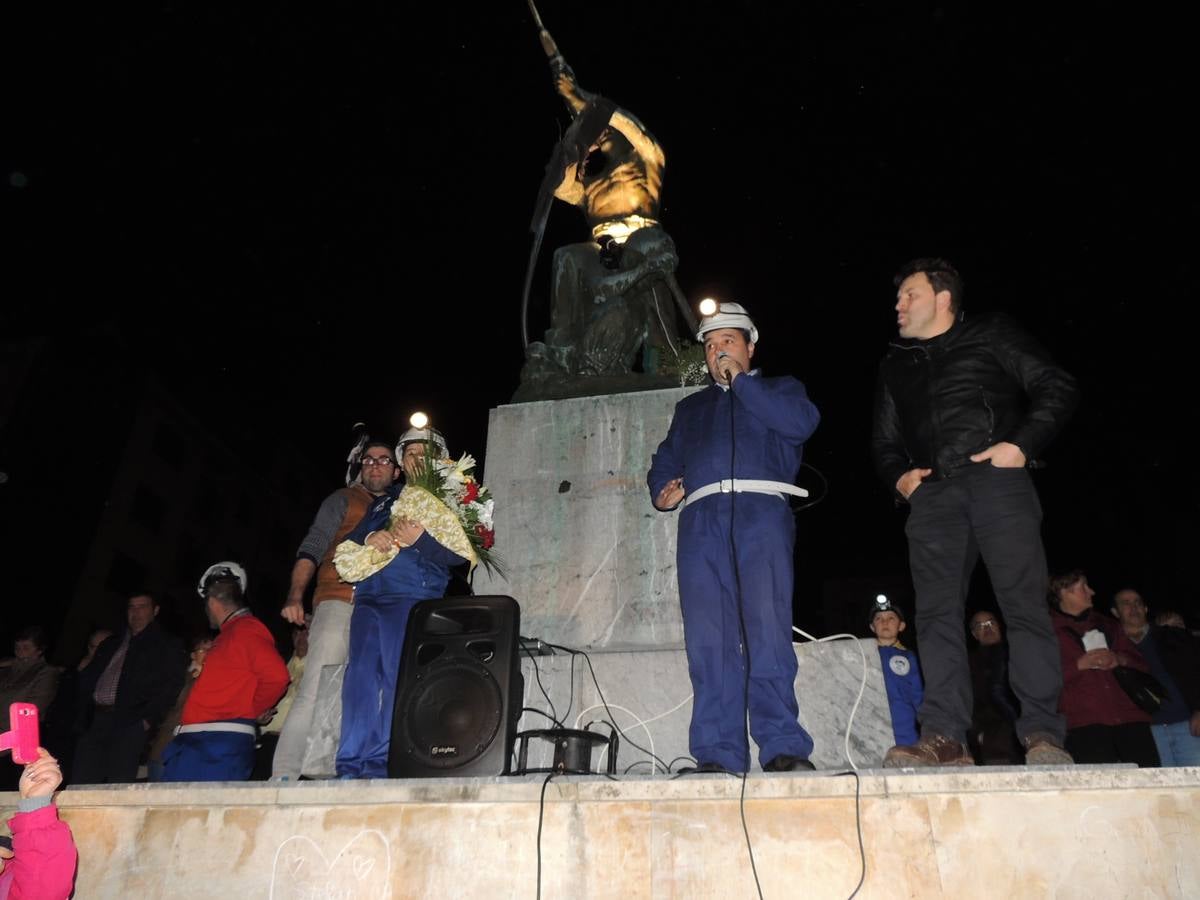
[
  {"xmin": 878, "ymin": 645, "xmax": 924, "ymax": 746},
  {"xmin": 648, "ymin": 371, "xmax": 820, "ymax": 772},
  {"xmin": 336, "ymin": 487, "xmax": 467, "ymax": 778}
]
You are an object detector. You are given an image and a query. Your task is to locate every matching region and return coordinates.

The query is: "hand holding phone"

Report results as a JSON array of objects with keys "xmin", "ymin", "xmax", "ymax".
[{"xmin": 0, "ymin": 703, "xmax": 40, "ymax": 764}]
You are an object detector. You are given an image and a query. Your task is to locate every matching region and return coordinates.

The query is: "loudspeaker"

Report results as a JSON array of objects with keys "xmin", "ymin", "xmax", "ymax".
[{"xmin": 388, "ymin": 595, "xmax": 523, "ymax": 778}]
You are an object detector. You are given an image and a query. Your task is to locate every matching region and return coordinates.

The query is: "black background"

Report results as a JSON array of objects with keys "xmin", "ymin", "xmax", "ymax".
[{"xmin": 3, "ymin": 4, "xmax": 1195, "ymax": 647}]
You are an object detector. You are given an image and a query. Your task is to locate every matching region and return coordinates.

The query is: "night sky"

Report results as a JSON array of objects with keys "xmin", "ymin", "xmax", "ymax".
[{"xmin": 4, "ymin": 5, "xmax": 1196, "ymax": 636}]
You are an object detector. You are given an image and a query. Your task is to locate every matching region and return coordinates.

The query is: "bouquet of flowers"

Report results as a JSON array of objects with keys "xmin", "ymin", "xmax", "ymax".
[
  {"xmin": 405, "ymin": 452, "xmax": 500, "ymax": 576},
  {"xmin": 333, "ymin": 451, "xmax": 501, "ymax": 584}
]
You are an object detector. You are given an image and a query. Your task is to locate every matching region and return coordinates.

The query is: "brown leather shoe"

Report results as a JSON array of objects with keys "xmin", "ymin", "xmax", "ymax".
[
  {"xmin": 883, "ymin": 733, "xmax": 975, "ymax": 768},
  {"xmin": 1022, "ymin": 732, "xmax": 1074, "ymax": 766}
]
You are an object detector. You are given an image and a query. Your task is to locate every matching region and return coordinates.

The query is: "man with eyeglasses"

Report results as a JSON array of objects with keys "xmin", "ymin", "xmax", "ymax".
[
  {"xmin": 873, "ymin": 257, "xmax": 1079, "ymax": 768},
  {"xmin": 334, "ymin": 425, "xmax": 466, "ymax": 779},
  {"xmin": 967, "ymin": 610, "xmax": 1022, "ymax": 763},
  {"xmin": 271, "ymin": 440, "xmax": 399, "ymax": 781}
]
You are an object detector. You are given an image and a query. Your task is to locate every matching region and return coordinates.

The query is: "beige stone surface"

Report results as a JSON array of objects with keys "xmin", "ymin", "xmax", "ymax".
[{"xmin": 9, "ymin": 766, "xmax": 1198, "ymax": 898}]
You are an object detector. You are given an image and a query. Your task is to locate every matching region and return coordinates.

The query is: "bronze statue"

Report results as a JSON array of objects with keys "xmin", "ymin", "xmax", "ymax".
[{"xmin": 516, "ymin": 4, "xmax": 696, "ymax": 400}]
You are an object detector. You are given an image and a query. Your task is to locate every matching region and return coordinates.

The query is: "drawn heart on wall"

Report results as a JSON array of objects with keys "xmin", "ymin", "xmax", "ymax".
[{"xmin": 270, "ymin": 829, "xmax": 392, "ymax": 899}]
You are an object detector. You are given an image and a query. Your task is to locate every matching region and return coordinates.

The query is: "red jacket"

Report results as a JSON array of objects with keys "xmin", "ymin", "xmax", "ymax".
[
  {"xmin": 1052, "ymin": 607, "xmax": 1151, "ymax": 729},
  {"xmin": 181, "ymin": 611, "xmax": 289, "ymax": 725},
  {"xmin": 0, "ymin": 803, "xmax": 78, "ymax": 900}
]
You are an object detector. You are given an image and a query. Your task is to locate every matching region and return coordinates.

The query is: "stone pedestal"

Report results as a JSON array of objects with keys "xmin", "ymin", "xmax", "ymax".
[
  {"xmin": 513, "ymin": 637, "xmax": 893, "ymax": 773},
  {"xmin": 469, "ymin": 388, "xmax": 700, "ymax": 649},
  {"xmin": 51, "ymin": 767, "xmax": 1200, "ymax": 898},
  {"xmin": 301, "ymin": 639, "xmax": 894, "ymax": 776},
  {"xmin": 301, "ymin": 389, "xmax": 895, "ymax": 777}
]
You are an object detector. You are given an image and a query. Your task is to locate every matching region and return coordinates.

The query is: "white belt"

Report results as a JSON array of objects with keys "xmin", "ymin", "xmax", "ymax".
[
  {"xmin": 174, "ymin": 722, "xmax": 257, "ymax": 737},
  {"xmin": 684, "ymin": 478, "xmax": 809, "ymax": 507}
]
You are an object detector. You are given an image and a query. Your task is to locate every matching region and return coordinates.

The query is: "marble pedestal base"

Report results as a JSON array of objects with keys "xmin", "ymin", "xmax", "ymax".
[{"xmin": 300, "ymin": 638, "xmax": 893, "ymax": 776}]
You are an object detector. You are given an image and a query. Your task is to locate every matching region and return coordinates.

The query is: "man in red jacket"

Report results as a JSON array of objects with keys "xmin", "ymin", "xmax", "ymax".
[
  {"xmin": 1049, "ymin": 570, "xmax": 1159, "ymax": 766},
  {"xmin": 161, "ymin": 563, "xmax": 290, "ymax": 782}
]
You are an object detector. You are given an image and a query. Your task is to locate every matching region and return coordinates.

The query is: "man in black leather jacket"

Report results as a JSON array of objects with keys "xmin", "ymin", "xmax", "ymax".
[{"xmin": 872, "ymin": 257, "xmax": 1079, "ymax": 767}]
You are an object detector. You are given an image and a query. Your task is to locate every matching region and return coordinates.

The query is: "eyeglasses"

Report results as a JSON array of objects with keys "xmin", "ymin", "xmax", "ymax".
[
  {"xmin": 360, "ymin": 456, "xmax": 395, "ymax": 468},
  {"xmin": 971, "ymin": 619, "xmax": 998, "ymax": 631}
]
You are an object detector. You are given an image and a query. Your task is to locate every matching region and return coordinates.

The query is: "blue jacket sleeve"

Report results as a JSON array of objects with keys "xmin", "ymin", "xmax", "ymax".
[
  {"xmin": 343, "ymin": 497, "xmax": 393, "ymax": 546},
  {"xmin": 731, "ymin": 374, "xmax": 820, "ymax": 444},
  {"xmin": 647, "ymin": 402, "xmax": 686, "ymax": 502},
  {"xmin": 410, "ymin": 530, "xmax": 469, "ymax": 568}
]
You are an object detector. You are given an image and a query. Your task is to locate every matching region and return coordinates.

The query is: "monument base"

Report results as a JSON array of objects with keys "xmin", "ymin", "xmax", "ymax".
[
  {"xmin": 46, "ymin": 766, "xmax": 1200, "ymax": 898},
  {"xmin": 300, "ymin": 637, "xmax": 894, "ymax": 777}
]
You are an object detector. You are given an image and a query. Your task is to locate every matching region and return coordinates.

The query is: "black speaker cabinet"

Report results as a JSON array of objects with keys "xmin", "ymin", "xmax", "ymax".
[{"xmin": 388, "ymin": 595, "xmax": 523, "ymax": 777}]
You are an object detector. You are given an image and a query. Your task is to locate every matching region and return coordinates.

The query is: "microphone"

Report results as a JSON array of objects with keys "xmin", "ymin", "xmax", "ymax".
[{"xmin": 716, "ymin": 351, "xmax": 732, "ymax": 382}]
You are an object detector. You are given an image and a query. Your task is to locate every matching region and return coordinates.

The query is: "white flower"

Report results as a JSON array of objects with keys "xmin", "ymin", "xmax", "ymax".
[
  {"xmin": 475, "ymin": 498, "xmax": 494, "ymax": 530},
  {"xmin": 438, "ymin": 454, "xmax": 474, "ymax": 493}
]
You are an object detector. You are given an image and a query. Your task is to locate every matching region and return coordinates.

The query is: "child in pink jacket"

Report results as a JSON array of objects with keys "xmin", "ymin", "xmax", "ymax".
[{"xmin": 1, "ymin": 748, "xmax": 77, "ymax": 900}]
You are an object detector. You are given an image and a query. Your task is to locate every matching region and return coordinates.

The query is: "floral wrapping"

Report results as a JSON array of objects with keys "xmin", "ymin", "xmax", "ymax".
[{"xmin": 332, "ymin": 453, "xmax": 498, "ymax": 584}]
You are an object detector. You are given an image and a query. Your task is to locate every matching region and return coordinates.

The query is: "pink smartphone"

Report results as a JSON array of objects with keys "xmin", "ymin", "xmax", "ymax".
[{"xmin": 0, "ymin": 702, "xmax": 40, "ymax": 764}]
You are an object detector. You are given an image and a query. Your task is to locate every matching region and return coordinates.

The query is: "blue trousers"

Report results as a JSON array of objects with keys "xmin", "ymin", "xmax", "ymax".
[
  {"xmin": 676, "ymin": 493, "xmax": 813, "ymax": 772},
  {"xmin": 336, "ymin": 595, "xmax": 423, "ymax": 778},
  {"xmin": 1151, "ymin": 719, "xmax": 1200, "ymax": 767},
  {"xmin": 161, "ymin": 724, "xmax": 256, "ymax": 782}
]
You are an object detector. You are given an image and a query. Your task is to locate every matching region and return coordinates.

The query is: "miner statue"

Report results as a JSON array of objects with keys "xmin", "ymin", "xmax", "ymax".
[{"xmin": 516, "ymin": 3, "xmax": 697, "ymax": 400}]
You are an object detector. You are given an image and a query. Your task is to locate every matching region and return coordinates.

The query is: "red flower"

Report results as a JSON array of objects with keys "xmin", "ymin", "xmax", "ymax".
[
  {"xmin": 462, "ymin": 482, "xmax": 479, "ymax": 504},
  {"xmin": 475, "ymin": 524, "xmax": 495, "ymax": 549}
]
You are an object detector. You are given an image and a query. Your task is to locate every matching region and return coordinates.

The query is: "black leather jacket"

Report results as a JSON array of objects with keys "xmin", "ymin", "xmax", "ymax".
[{"xmin": 872, "ymin": 312, "xmax": 1079, "ymax": 494}]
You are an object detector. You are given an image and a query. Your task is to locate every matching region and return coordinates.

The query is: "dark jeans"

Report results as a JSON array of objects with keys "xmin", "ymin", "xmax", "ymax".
[
  {"xmin": 905, "ymin": 464, "xmax": 1065, "ymax": 745},
  {"xmin": 72, "ymin": 708, "xmax": 149, "ymax": 784},
  {"xmin": 1066, "ymin": 722, "xmax": 1160, "ymax": 767}
]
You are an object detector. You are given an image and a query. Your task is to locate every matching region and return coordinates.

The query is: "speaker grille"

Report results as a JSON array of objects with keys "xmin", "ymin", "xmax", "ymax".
[{"xmin": 398, "ymin": 658, "xmax": 503, "ymax": 769}]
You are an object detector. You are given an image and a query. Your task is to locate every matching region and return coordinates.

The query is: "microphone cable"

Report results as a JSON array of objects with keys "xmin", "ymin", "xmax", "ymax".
[{"xmin": 721, "ymin": 365, "xmax": 765, "ymax": 900}]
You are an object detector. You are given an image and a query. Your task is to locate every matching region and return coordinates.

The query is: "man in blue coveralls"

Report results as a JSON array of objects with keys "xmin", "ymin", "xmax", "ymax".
[
  {"xmin": 335, "ymin": 426, "xmax": 468, "ymax": 779},
  {"xmin": 648, "ymin": 301, "xmax": 820, "ymax": 773},
  {"xmin": 869, "ymin": 596, "xmax": 923, "ymax": 747}
]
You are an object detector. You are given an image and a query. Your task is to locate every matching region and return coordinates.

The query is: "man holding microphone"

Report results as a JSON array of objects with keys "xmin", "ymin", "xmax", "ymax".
[{"xmin": 648, "ymin": 301, "xmax": 821, "ymax": 774}]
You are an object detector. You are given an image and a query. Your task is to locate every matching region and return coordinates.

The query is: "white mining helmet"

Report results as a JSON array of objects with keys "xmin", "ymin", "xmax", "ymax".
[
  {"xmin": 695, "ymin": 301, "xmax": 759, "ymax": 344},
  {"xmin": 396, "ymin": 425, "xmax": 447, "ymax": 459},
  {"xmin": 197, "ymin": 561, "xmax": 248, "ymax": 598}
]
